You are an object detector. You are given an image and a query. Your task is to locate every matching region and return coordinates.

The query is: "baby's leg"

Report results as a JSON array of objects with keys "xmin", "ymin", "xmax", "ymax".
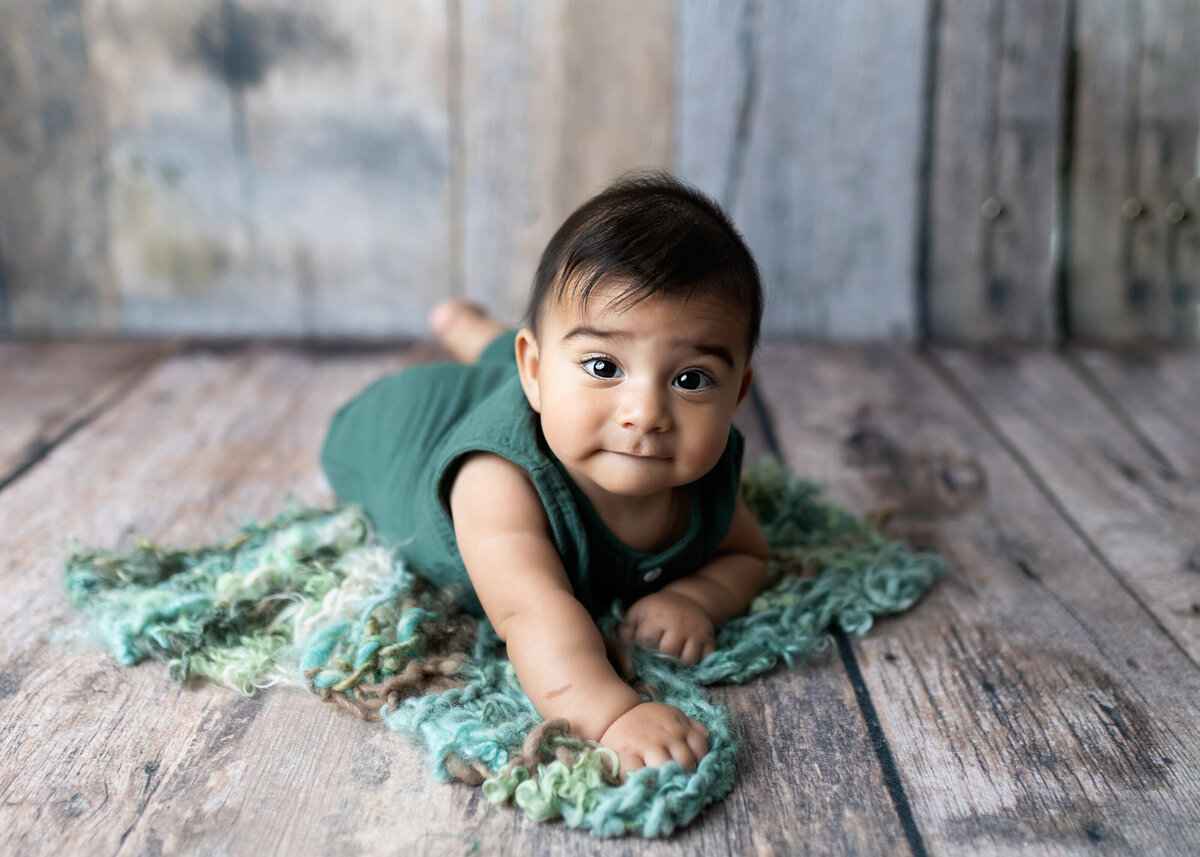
[{"xmin": 429, "ymin": 300, "xmax": 509, "ymax": 364}]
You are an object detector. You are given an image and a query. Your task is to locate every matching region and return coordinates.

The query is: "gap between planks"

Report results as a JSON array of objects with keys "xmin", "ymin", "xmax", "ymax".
[
  {"xmin": 0, "ymin": 341, "xmax": 179, "ymax": 491},
  {"xmin": 754, "ymin": 343, "xmax": 1200, "ymax": 855},
  {"xmin": 750, "ymin": 382, "xmax": 930, "ymax": 857}
]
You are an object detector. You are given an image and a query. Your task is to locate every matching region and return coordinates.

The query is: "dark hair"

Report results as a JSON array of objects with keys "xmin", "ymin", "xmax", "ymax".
[{"xmin": 527, "ymin": 170, "xmax": 763, "ymax": 356}]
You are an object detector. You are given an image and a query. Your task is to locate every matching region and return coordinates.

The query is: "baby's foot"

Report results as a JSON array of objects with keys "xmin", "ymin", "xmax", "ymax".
[{"xmin": 429, "ymin": 300, "xmax": 507, "ymax": 363}]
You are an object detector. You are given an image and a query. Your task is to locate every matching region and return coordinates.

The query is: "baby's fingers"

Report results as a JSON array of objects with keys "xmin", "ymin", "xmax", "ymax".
[
  {"xmin": 655, "ymin": 628, "xmax": 686, "ymax": 659},
  {"xmin": 639, "ymin": 737, "xmax": 696, "ymax": 772},
  {"xmin": 670, "ymin": 721, "xmax": 710, "ymax": 770},
  {"xmin": 629, "ymin": 625, "xmax": 669, "ymax": 654},
  {"xmin": 618, "ymin": 749, "xmax": 645, "ymax": 778},
  {"xmin": 618, "ymin": 614, "xmax": 642, "ymax": 645},
  {"xmin": 679, "ymin": 638, "xmax": 704, "ymax": 665},
  {"xmin": 679, "ymin": 630, "xmax": 718, "ymax": 665},
  {"xmin": 640, "ymin": 744, "xmax": 674, "ymax": 770},
  {"xmin": 684, "ymin": 728, "xmax": 709, "ymax": 767}
]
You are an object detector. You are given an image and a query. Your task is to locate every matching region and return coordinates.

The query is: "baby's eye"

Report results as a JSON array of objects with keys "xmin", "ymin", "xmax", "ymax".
[
  {"xmin": 674, "ymin": 370, "xmax": 715, "ymax": 391},
  {"xmin": 582, "ymin": 358, "xmax": 622, "ymax": 380}
]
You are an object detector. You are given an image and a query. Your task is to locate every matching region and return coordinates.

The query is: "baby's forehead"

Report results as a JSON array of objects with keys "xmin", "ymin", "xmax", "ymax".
[
  {"xmin": 543, "ymin": 285, "xmax": 753, "ymax": 355},
  {"xmin": 557, "ymin": 284, "xmax": 731, "ymax": 317}
]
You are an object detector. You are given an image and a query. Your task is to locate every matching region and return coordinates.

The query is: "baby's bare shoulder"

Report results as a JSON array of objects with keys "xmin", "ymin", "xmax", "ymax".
[
  {"xmin": 449, "ymin": 452, "xmax": 550, "ymax": 538},
  {"xmin": 448, "ymin": 452, "xmax": 571, "ymax": 616},
  {"xmin": 451, "ymin": 451, "xmax": 532, "ymax": 494}
]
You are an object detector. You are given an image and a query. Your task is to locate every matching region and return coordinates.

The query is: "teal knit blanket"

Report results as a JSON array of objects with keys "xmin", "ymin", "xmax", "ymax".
[{"xmin": 63, "ymin": 459, "xmax": 941, "ymax": 838}]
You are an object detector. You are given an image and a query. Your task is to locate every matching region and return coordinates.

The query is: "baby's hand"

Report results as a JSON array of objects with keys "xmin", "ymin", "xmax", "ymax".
[
  {"xmin": 619, "ymin": 590, "xmax": 716, "ymax": 665},
  {"xmin": 600, "ymin": 702, "xmax": 709, "ymax": 776}
]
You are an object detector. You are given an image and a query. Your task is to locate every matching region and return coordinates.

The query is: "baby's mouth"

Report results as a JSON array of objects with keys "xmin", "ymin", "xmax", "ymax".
[{"xmin": 612, "ymin": 448, "xmax": 669, "ymax": 460}]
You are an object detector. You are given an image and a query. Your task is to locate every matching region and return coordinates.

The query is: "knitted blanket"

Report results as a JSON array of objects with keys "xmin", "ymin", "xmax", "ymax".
[{"xmin": 63, "ymin": 459, "xmax": 941, "ymax": 838}]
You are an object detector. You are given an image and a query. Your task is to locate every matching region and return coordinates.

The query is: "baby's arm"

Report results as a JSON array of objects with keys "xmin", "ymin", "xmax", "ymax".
[
  {"xmin": 619, "ymin": 492, "xmax": 769, "ymax": 665},
  {"xmin": 449, "ymin": 453, "xmax": 709, "ymax": 772}
]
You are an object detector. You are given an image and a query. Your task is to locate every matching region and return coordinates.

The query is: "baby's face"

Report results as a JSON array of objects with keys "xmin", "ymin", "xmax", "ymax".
[{"xmin": 516, "ymin": 283, "xmax": 753, "ymax": 505}]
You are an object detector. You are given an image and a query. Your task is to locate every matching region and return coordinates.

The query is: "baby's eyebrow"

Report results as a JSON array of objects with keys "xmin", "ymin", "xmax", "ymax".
[
  {"xmin": 562, "ymin": 325, "xmax": 618, "ymax": 342},
  {"xmin": 693, "ymin": 344, "xmax": 736, "ymax": 370},
  {"xmin": 562, "ymin": 326, "xmax": 736, "ymax": 370}
]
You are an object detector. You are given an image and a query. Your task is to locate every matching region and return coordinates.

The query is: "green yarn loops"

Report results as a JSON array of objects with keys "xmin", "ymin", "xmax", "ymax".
[
  {"xmin": 64, "ymin": 504, "xmax": 375, "ymax": 692},
  {"xmin": 63, "ymin": 459, "xmax": 942, "ymax": 838}
]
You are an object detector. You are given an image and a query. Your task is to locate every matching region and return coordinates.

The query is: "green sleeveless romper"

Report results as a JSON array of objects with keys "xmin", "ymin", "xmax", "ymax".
[{"xmin": 320, "ymin": 333, "xmax": 743, "ymax": 617}]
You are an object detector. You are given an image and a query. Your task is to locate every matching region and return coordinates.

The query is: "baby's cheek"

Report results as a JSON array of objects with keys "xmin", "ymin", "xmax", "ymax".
[{"xmin": 689, "ymin": 431, "xmax": 731, "ymax": 477}]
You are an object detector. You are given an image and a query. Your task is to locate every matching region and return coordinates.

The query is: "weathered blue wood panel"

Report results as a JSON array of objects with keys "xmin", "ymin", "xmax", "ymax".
[
  {"xmin": 92, "ymin": 0, "xmax": 453, "ymax": 337},
  {"xmin": 1, "ymin": 0, "xmax": 1197, "ymax": 342},
  {"xmin": 0, "ymin": 0, "xmax": 113, "ymax": 334},
  {"xmin": 1070, "ymin": 0, "xmax": 1200, "ymax": 343},
  {"xmin": 927, "ymin": 0, "xmax": 1070, "ymax": 343},
  {"xmin": 679, "ymin": 0, "xmax": 928, "ymax": 341},
  {"xmin": 459, "ymin": 0, "xmax": 675, "ymax": 325}
]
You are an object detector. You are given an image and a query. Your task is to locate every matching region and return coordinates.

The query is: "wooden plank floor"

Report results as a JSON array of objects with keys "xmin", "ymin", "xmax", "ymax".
[{"xmin": 1, "ymin": 341, "xmax": 1198, "ymax": 857}]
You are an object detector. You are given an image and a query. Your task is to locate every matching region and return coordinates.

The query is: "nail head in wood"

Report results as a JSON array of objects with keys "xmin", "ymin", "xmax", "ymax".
[
  {"xmin": 980, "ymin": 197, "xmax": 1004, "ymax": 220},
  {"xmin": 1164, "ymin": 202, "xmax": 1187, "ymax": 225}
]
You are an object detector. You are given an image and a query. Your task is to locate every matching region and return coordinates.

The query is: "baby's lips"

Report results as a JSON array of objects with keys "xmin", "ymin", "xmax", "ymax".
[{"xmin": 610, "ymin": 445, "xmax": 671, "ymax": 459}]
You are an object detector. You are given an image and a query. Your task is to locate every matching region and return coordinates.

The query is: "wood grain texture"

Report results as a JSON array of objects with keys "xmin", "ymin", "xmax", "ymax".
[
  {"xmin": 709, "ymin": 666, "xmax": 912, "ymax": 857},
  {"xmin": 927, "ymin": 0, "xmax": 1069, "ymax": 342},
  {"xmin": 755, "ymin": 343, "xmax": 1200, "ymax": 855},
  {"xmin": 0, "ymin": 346, "xmax": 414, "ymax": 856},
  {"xmin": 1069, "ymin": 0, "xmax": 1200, "ymax": 343},
  {"xmin": 0, "ymin": 343, "xmax": 915, "ymax": 855},
  {"xmin": 1069, "ymin": 0, "xmax": 1142, "ymax": 343},
  {"xmin": 680, "ymin": 0, "xmax": 927, "ymax": 341},
  {"xmin": 0, "ymin": 0, "xmax": 115, "ymax": 333},
  {"xmin": 1128, "ymin": 0, "xmax": 1200, "ymax": 343},
  {"xmin": 674, "ymin": 0, "xmax": 752, "ymax": 210},
  {"xmin": 0, "ymin": 340, "xmax": 172, "ymax": 480},
  {"xmin": 931, "ymin": 347, "xmax": 1200, "ymax": 661},
  {"xmin": 84, "ymin": 0, "xmax": 453, "ymax": 338},
  {"xmin": 459, "ymin": 0, "xmax": 676, "ymax": 325},
  {"xmin": 1070, "ymin": 347, "xmax": 1200, "ymax": 479},
  {"xmin": 3, "ymin": 2, "xmax": 1200, "ymax": 343}
]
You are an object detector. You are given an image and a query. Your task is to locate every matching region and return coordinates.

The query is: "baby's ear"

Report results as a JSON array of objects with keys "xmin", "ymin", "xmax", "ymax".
[
  {"xmin": 515, "ymin": 328, "xmax": 543, "ymax": 413},
  {"xmin": 735, "ymin": 366, "xmax": 754, "ymax": 407}
]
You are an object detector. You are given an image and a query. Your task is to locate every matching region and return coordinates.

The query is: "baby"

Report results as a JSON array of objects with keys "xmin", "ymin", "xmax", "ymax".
[{"xmin": 321, "ymin": 171, "xmax": 768, "ymax": 775}]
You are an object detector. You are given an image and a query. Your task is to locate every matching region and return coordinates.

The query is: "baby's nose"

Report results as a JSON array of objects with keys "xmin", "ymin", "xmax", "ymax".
[{"xmin": 618, "ymin": 383, "xmax": 670, "ymax": 432}]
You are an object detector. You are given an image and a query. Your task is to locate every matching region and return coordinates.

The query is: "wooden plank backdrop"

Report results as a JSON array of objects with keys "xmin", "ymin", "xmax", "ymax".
[
  {"xmin": 0, "ymin": 0, "xmax": 115, "ymax": 333},
  {"xmin": 458, "ymin": 0, "xmax": 676, "ymax": 321},
  {"xmin": 1069, "ymin": 0, "xmax": 1200, "ymax": 342},
  {"xmin": 679, "ymin": 0, "xmax": 928, "ymax": 340},
  {"xmin": 926, "ymin": 0, "xmax": 1070, "ymax": 342},
  {"xmin": 1, "ymin": 0, "xmax": 1199, "ymax": 343},
  {"xmin": 88, "ymin": 0, "xmax": 453, "ymax": 337}
]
